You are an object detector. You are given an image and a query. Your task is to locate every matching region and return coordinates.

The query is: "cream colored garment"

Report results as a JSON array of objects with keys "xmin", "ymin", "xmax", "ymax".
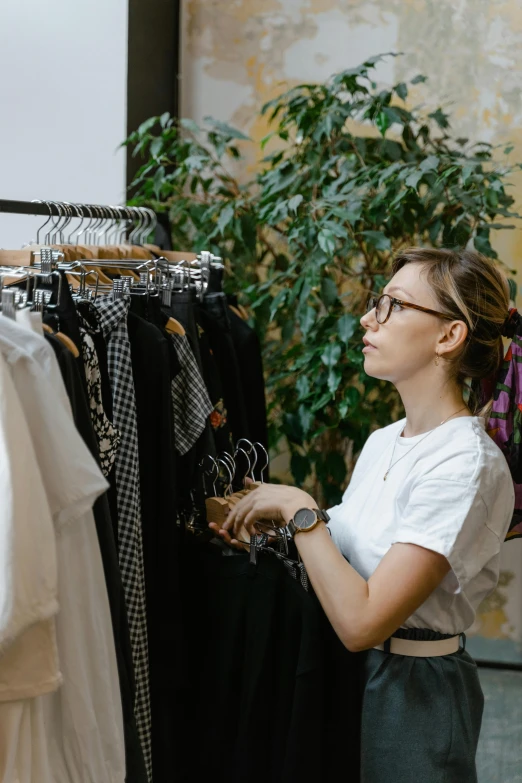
[
  {"xmin": 0, "ymin": 316, "xmax": 125, "ymax": 783},
  {"xmin": 0, "ymin": 351, "xmax": 60, "ymax": 702}
]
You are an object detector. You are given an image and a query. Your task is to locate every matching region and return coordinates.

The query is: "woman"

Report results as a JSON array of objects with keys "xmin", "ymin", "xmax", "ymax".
[{"xmin": 210, "ymin": 248, "xmax": 516, "ymax": 782}]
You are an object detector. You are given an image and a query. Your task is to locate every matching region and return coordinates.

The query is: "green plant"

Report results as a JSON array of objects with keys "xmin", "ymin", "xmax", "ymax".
[{"xmin": 124, "ymin": 54, "xmax": 521, "ymax": 506}]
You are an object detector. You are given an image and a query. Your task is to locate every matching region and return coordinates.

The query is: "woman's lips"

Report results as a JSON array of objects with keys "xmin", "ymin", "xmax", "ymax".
[{"xmin": 362, "ymin": 337, "xmax": 377, "ymax": 353}]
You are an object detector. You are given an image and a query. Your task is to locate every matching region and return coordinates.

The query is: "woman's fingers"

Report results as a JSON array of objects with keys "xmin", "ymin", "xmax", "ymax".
[
  {"xmin": 224, "ymin": 495, "xmax": 256, "ymax": 534},
  {"xmin": 208, "ymin": 521, "xmax": 249, "ymax": 551}
]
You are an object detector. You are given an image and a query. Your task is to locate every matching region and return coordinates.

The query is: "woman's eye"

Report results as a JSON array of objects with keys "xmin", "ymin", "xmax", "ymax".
[{"xmin": 392, "ymin": 302, "xmax": 403, "ymax": 311}]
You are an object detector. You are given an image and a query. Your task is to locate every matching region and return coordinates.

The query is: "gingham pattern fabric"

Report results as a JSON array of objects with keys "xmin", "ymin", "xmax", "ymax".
[
  {"xmin": 169, "ymin": 332, "xmax": 213, "ymax": 455},
  {"xmin": 93, "ymin": 296, "xmax": 152, "ymax": 780}
]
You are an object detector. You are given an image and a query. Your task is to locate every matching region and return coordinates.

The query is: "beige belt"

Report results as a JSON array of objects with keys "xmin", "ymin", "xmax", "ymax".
[{"xmin": 373, "ymin": 635, "xmax": 460, "ymax": 657}]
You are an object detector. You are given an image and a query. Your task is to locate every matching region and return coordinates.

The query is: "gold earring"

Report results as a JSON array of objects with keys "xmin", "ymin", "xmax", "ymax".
[{"xmin": 434, "ymin": 352, "xmax": 440, "ymax": 366}]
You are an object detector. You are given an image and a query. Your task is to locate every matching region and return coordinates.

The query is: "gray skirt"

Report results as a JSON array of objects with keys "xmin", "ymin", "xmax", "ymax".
[{"xmin": 360, "ymin": 628, "xmax": 484, "ymax": 783}]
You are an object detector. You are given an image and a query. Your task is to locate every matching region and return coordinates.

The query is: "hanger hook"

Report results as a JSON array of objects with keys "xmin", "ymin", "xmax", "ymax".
[
  {"xmin": 59, "ymin": 202, "xmax": 73, "ymax": 244},
  {"xmin": 32, "ymin": 200, "xmax": 53, "ymax": 245},
  {"xmin": 67, "ymin": 202, "xmax": 84, "ymax": 244},
  {"xmin": 236, "ymin": 438, "xmax": 257, "ymax": 481},
  {"xmin": 252, "ymin": 443, "xmax": 269, "ymax": 483},
  {"xmin": 216, "ymin": 457, "xmax": 234, "ymax": 498},
  {"xmin": 199, "ymin": 455, "xmax": 219, "ymax": 496},
  {"xmin": 233, "ymin": 446, "xmax": 252, "ymax": 488},
  {"xmin": 219, "ymin": 451, "xmax": 236, "ymax": 482},
  {"xmin": 76, "ymin": 203, "xmax": 93, "ymax": 245},
  {"xmin": 47, "ymin": 201, "xmax": 64, "ymax": 245}
]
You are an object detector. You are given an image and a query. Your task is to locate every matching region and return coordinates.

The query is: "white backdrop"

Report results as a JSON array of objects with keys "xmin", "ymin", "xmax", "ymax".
[{"xmin": 0, "ymin": 0, "xmax": 128, "ymax": 248}]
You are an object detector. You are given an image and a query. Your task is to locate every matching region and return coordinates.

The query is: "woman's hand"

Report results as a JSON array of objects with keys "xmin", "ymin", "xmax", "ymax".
[{"xmin": 209, "ymin": 482, "xmax": 316, "ymax": 548}]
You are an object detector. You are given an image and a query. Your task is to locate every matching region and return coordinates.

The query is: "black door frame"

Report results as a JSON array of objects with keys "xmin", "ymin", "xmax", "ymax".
[{"xmin": 126, "ymin": 0, "xmax": 181, "ymax": 190}]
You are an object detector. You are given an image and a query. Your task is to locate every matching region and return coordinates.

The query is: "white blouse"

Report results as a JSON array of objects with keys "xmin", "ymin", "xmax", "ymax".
[{"xmin": 327, "ymin": 416, "xmax": 515, "ymax": 635}]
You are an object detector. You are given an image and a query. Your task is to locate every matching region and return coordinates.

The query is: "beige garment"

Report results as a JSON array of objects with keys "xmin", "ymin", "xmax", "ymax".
[
  {"xmin": 0, "ymin": 351, "xmax": 60, "ymax": 702},
  {"xmin": 0, "ymin": 316, "xmax": 125, "ymax": 782}
]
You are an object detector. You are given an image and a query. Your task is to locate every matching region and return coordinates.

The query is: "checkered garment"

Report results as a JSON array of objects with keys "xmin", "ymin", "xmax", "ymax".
[
  {"xmin": 93, "ymin": 296, "xmax": 152, "ymax": 780},
  {"xmin": 169, "ymin": 332, "xmax": 213, "ymax": 455}
]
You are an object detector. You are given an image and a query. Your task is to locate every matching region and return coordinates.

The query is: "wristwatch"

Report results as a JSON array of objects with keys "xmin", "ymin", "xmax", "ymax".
[{"xmin": 287, "ymin": 507, "xmax": 330, "ymax": 537}]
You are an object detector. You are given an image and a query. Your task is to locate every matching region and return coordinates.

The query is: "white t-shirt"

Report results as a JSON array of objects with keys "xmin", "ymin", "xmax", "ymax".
[{"xmin": 327, "ymin": 416, "xmax": 515, "ymax": 635}]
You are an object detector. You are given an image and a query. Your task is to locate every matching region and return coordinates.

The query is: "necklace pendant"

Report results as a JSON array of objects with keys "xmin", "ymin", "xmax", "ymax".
[{"xmin": 383, "ymin": 472, "xmax": 388, "ymax": 481}]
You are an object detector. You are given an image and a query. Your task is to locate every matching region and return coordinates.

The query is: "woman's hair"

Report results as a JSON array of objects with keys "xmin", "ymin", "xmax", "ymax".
[{"xmin": 391, "ymin": 247, "xmax": 510, "ymax": 416}]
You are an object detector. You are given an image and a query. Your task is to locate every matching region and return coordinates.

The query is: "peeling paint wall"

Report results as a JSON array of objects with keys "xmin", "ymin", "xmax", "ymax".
[{"xmin": 181, "ymin": 0, "xmax": 522, "ymax": 659}]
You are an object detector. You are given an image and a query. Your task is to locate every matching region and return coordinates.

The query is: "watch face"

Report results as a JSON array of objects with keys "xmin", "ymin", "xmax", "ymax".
[{"xmin": 294, "ymin": 508, "xmax": 317, "ymax": 530}]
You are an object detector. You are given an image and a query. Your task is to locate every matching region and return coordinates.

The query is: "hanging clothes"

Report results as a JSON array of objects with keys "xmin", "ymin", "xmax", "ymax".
[
  {"xmin": 178, "ymin": 541, "xmax": 360, "ymax": 783},
  {"xmin": 225, "ymin": 304, "xmax": 269, "ymax": 460},
  {"xmin": 169, "ymin": 331, "xmax": 213, "ymax": 456},
  {"xmin": 0, "ymin": 316, "xmax": 125, "ymax": 783},
  {"xmin": 46, "ymin": 331, "xmax": 147, "ymax": 783},
  {"xmin": 196, "ymin": 293, "xmax": 250, "ymax": 446},
  {"xmin": 93, "ymin": 296, "xmax": 152, "ymax": 780},
  {"xmin": 127, "ymin": 310, "xmax": 183, "ymax": 781}
]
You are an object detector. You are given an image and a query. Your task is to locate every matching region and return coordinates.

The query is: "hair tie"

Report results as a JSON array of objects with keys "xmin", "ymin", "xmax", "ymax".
[{"xmin": 501, "ymin": 308, "xmax": 521, "ymax": 338}]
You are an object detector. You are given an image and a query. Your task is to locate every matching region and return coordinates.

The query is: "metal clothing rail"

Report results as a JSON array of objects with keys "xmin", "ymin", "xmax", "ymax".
[{"xmin": 0, "ymin": 198, "xmax": 150, "ymax": 219}]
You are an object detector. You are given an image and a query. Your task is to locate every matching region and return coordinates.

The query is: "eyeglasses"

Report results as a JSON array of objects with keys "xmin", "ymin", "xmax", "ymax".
[{"xmin": 365, "ymin": 294, "xmax": 455, "ymax": 325}]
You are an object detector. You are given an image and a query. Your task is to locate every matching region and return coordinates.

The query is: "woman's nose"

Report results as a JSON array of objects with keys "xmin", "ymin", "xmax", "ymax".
[{"xmin": 360, "ymin": 309, "xmax": 375, "ymax": 330}]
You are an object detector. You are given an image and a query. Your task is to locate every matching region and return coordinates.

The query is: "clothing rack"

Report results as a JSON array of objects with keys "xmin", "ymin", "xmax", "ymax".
[{"xmin": 0, "ymin": 198, "xmax": 151, "ymax": 220}]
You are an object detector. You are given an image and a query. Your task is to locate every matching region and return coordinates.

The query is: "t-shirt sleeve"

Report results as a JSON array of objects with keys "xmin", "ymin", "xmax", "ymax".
[{"xmin": 392, "ymin": 478, "xmax": 501, "ymax": 594}]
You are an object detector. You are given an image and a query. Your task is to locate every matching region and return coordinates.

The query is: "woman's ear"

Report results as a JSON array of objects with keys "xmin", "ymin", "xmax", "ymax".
[{"xmin": 438, "ymin": 320, "xmax": 469, "ymax": 357}]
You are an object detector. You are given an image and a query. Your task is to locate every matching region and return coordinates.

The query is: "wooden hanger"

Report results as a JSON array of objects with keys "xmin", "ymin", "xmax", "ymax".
[
  {"xmin": 81, "ymin": 264, "xmax": 113, "ymax": 285},
  {"xmin": 228, "ymin": 304, "xmax": 244, "ymax": 321},
  {"xmin": 0, "ymin": 249, "xmax": 39, "ymax": 266},
  {"xmin": 164, "ymin": 317, "xmax": 186, "ymax": 336},
  {"xmin": 144, "ymin": 243, "xmax": 164, "ymax": 255},
  {"xmin": 160, "ymin": 250, "xmax": 198, "ymax": 263},
  {"xmin": 55, "ymin": 331, "xmax": 80, "ymax": 358},
  {"xmin": 205, "ymin": 483, "xmax": 261, "ymax": 528}
]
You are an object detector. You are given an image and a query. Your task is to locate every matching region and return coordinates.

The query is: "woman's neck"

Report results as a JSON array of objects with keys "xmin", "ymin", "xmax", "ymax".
[{"xmin": 396, "ymin": 379, "xmax": 470, "ymax": 437}]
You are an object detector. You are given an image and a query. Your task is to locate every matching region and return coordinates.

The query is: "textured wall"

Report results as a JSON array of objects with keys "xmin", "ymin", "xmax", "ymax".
[{"xmin": 181, "ymin": 0, "xmax": 522, "ymax": 660}]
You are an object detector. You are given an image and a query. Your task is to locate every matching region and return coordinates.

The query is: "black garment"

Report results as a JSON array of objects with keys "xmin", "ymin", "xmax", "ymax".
[
  {"xmin": 154, "ymin": 213, "xmax": 174, "ymax": 250},
  {"xmin": 45, "ymin": 333, "xmax": 147, "ymax": 783},
  {"xmin": 226, "ymin": 305, "xmax": 269, "ymax": 469},
  {"xmin": 38, "ymin": 271, "xmax": 86, "ymax": 391},
  {"xmin": 127, "ymin": 312, "xmax": 183, "ymax": 782},
  {"xmin": 162, "ymin": 292, "xmax": 217, "ymax": 505},
  {"xmin": 179, "ymin": 543, "xmax": 360, "ymax": 783},
  {"xmin": 194, "ymin": 319, "xmax": 234, "ymax": 456},
  {"xmin": 163, "ymin": 291, "xmax": 204, "ymax": 373},
  {"xmin": 196, "ymin": 293, "xmax": 250, "ymax": 446}
]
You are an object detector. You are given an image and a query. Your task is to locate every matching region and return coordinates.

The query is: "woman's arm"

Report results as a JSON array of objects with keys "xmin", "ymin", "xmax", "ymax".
[{"xmin": 219, "ymin": 485, "xmax": 450, "ymax": 652}]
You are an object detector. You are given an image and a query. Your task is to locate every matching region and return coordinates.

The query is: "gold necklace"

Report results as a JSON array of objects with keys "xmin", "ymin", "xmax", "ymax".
[{"xmin": 383, "ymin": 406, "xmax": 469, "ymax": 481}]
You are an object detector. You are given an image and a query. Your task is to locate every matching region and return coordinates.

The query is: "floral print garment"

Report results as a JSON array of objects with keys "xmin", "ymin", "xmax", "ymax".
[{"xmin": 79, "ymin": 326, "xmax": 121, "ymax": 477}]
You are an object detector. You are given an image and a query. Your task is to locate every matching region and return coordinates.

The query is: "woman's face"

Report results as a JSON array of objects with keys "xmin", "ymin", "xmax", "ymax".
[{"xmin": 360, "ymin": 263, "xmax": 448, "ymax": 384}]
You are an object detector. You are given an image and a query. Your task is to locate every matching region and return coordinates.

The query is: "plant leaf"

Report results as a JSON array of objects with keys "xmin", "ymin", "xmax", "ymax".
[
  {"xmin": 217, "ymin": 204, "xmax": 235, "ymax": 236},
  {"xmin": 361, "ymin": 230, "xmax": 391, "ymax": 251},
  {"xmin": 318, "ymin": 229, "xmax": 336, "ymax": 255},
  {"xmin": 395, "ymin": 82, "xmax": 408, "ymax": 101},
  {"xmin": 288, "ymin": 194, "xmax": 304, "ymax": 213},
  {"xmin": 160, "ymin": 112, "xmax": 171, "ymax": 129},
  {"xmin": 321, "ymin": 343, "xmax": 342, "ymax": 367},
  {"xmin": 320, "ymin": 277, "xmax": 338, "ymax": 307},
  {"xmin": 338, "ymin": 313, "xmax": 357, "ymax": 343}
]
